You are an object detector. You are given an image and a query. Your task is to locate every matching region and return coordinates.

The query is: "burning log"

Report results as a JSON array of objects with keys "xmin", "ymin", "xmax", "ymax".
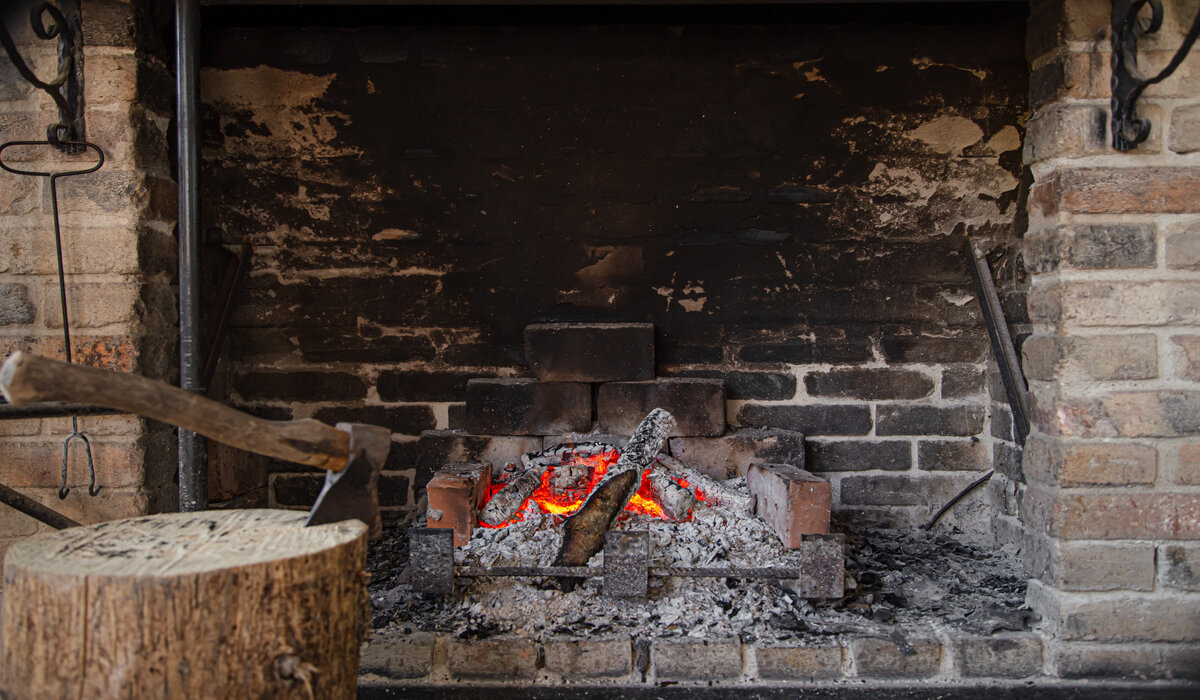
[
  {"xmin": 479, "ymin": 442, "xmax": 617, "ymax": 526},
  {"xmin": 551, "ymin": 409, "xmax": 676, "ymax": 589},
  {"xmin": 655, "ymin": 453, "xmax": 754, "ymax": 516},
  {"xmin": 479, "ymin": 468, "xmax": 543, "ymax": 526},
  {"xmin": 644, "ymin": 468, "xmax": 697, "ymax": 521}
]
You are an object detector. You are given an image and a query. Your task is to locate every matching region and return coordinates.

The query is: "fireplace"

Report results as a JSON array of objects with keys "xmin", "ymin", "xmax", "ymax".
[{"xmin": 186, "ymin": 0, "xmax": 1199, "ymax": 690}]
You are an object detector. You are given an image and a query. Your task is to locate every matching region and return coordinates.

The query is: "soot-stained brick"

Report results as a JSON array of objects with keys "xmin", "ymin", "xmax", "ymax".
[
  {"xmin": 377, "ymin": 370, "xmax": 482, "ymax": 402},
  {"xmin": 738, "ymin": 404, "xmax": 872, "ymax": 436},
  {"xmin": 297, "ymin": 329, "xmax": 437, "ymax": 363},
  {"xmin": 804, "ymin": 368, "xmax": 935, "ymax": 400},
  {"xmin": 525, "ymin": 322, "xmax": 654, "ymax": 382},
  {"xmin": 597, "ymin": 379, "xmax": 725, "ymax": 437},
  {"xmin": 879, "ymin": 328, "xmax": 989, "ymax": 363},
  {"xmin": 312, "ymin": 405, "xmax": 436, "ymax": 435},
  {"xmin": 235, "ymin": 370, "xmax": 367, "ymax": 402},
  {"xmin": 465, "ymin": 378, "xmax": 591, "ymax": 435},
  {"xmin": 876, "ymin": 404, "xmax": 985, "ymax": 436},
  {"xmin": 666, "ymin": 369, "xmax": 796, "ymax": 400},
  {"xmin": 806, "ymin": 440, "xmax": 912, "ymax": 472}
]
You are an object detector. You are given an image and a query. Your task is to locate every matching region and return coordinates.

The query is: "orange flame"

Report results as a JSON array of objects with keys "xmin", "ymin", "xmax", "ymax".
[{"xmin": 479, "ymin": 449, "xmax": 705, "ymax": 529}]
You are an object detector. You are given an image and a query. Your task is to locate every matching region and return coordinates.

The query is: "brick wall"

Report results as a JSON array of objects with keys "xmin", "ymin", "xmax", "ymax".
[
  {"xmin": 1016, "ymin": 0, "xmax": 1200, "ymax": 679},
  {"xmin": 0, "ymin": 0, "xmax": 177, "ymax": 562},
  {"xmin": 198, "ymin": 5, "xmax": 1029, "ymax": 530}
]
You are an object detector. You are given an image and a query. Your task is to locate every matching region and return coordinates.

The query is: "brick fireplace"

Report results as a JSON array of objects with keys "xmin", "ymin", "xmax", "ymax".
[{"xmin": 0, "ymin": 0, "xmax": 1198, "ymax": 689}]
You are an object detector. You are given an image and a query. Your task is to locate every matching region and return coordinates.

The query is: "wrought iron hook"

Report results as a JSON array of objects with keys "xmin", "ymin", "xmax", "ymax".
[
  {"xmin": 1112, "ymin": 0, "xmax": 1200, "ymax": 151},
  {"xmin": 0, "ymin": 1, "xmax": 85, "ymax": 150}
]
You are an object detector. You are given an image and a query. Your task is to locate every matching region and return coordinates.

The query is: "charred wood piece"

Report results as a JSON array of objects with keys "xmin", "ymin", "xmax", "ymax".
[
  {"xmin": 478, "ymin": 468, "xmax": 542, "ymax": 526},
  {"xmin": 644, "ymin": 469, "xmax": 697, "ymax": 521},
  {"xmin": 655, "ymin": 453, "xmax": 754, "ymax": 516},
  {"xmin": 551, "ymin": 409, "xmax": 675, "ymax": 589}
]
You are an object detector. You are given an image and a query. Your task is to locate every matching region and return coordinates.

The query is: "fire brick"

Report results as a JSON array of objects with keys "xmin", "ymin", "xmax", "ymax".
[
  {"xmin": 746, "ymin": 462, "xmax": 831, "ymax": 547},
  {"xmin": 524, "ymin": 322, "xmax": 654, "ymax": 382},
  {"xmin": 669, "ymin": 428, "xmax": 806, "ymax": 480},
  {"xmin": 447, "ymin": 638, "xmax": 538, "ymax": 680},
  {"xmin": 425, "ymin": 462, "xmax": 492, "ymax": 547},
  {"xmin": 543, "ymin": 637, "xmax": 632, "ymax": 679},
  {"xmin": 754, "ymin": 643, "xmax": 842, "ymax": 680},
  {"xmin": 597, "ymin": 379, "xmax": 725, "ymax": 437},
  {"xmin": 465, "ymin": 378, "xmax": 591, "ymax": 436},
  {"xmin": 850, "ymin": 637, "xmax": 942, "ymax": 679},
  {"xmin": 653, "ymin": 638, "xmax": 742, "ymax": 681},
  {"xmin": 949, "ymin": 633, "xmax": 1043, "ymax": 678},
  {"xmin": 359, "ymin": 630, "xmax": 435, "ymax": 679},
  {"xmin": 414, "ymin": 431, "xmax": 541, "ymax": 491}
]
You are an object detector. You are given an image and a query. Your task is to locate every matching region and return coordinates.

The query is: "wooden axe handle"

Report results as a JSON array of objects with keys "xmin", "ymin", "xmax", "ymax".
[{"xmin": 1, "ymin": 352, "xmax": 350, "ymax": 472}]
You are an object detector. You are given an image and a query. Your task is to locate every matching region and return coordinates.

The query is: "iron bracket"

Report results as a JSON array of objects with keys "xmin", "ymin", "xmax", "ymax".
[
  {"xmin": 1111, "ymin": 0, "xmax": 1200, "ymax": 151},
  {"xmin": 0, "ymin": 0, "xmax": 85, "ymax": 150}
]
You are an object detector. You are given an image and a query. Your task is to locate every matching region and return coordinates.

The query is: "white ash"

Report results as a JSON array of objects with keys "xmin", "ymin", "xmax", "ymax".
[{"xmin": 370, "ymin": 485, "xmax": 1032, "ymax": 644}]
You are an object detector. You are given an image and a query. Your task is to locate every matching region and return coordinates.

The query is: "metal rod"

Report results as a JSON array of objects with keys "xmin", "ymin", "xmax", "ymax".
[
  {"xmin": 176, "ymin": 0, "xmax": 207, "ymax": 512},
  {"xmin": 454, "ymin": 565, "xmax": 804, "ymax": 579},
  {"xmin": 0, "ymin": 481, "xmax": 81, "ymax": 530}
]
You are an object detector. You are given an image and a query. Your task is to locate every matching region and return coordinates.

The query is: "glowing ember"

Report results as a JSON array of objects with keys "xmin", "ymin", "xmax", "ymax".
[{"xmin": 479, "ymin": 448, "xmax": 706, "ymax": 529}]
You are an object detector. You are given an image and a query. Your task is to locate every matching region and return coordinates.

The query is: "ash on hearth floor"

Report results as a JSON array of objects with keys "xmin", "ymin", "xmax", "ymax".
[{"xmin": 365, "ymin": 518, "xmax": 1034, "ymax": 654}]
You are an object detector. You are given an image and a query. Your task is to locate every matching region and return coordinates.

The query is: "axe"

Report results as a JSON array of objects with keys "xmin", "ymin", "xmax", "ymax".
[{"xmin": 0, "ymin": 352, "xmax": 391, "ymax": 535}]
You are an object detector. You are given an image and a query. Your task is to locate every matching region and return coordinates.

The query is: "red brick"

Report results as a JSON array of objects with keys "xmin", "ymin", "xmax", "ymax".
[
  {"xmin": 598, "ymin": 379, "xmax": 725, "ymax": 437},
  {"xmin": 668, "ymin": 428, "xmax": 804, "ymax": 480},
  {"xmin": 1028, "ymin": 486, "xmax": 1200, "ymax": 539},
  {"xmin": 1023, "ymin": 333, "xmax": 1157, "ymax": 382},
  {"xmin": 426, "ymin": 462, "xmax": 491, "ymax": 547},
  {"xmin": 1177, "ymin": 442, "xmax": 1200, "ymax": 485},
  {"xmin": 1043, "ymin": 390, "xmax": 1200, "ymax": 439},
  {"xmin": 746, "ymin": 462, "xmax": 830, "ymax": 546},
  {"xmin": 1033, "ymin": 168, "xmax": 1200, "ymax": 216},
  {"xmin": 1023, "ymin": 434, "xmax": 1157, "ymax": 487},
  {"xmin": 0, "ymin": 438, "xmax": 146, "ymax": 488},
  {"xmin": 524, "ymin": 322, "xmax": 653, "ymax": 382},
  {"xmin": 1023, "ymin": 104, "xmax": 1107, "ymax": 163}
]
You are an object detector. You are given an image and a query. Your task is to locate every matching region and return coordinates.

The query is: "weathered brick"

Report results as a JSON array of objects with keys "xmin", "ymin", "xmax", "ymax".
[
  {"xmin": 993, "ymin": 441, "xmax": 1024, "ymax": 482},
  {"xmin": 524, "ymin": 322, "xmax": 653, "ymax": 382},
  {"xmin": 272, "ymin": 473, "xmax": 323, "ymax": 507},
  {"xmin": 0, "ymin": 283, "xmax": 36, "ymax": 325},
  {"xmin": 377, "ymin": 473, "xmax": 411, "ymax": 507},
  {"xmin": 1171, "ymin": 335, "xmax": 1200, "ymax": 382},
  {"xmin": 1023, "ymin": 333, "xmax": 1158, "ymax": 382},
  {"xmin": 918, "ymin": 439, "xmax": 988, "ymax": 471},
  {"xmin": 1025, "ymin": 486, "xmax": 1200, "ymax": 539},
  {"xmin": 1166, "ymin": 228, "xmax": 1200, "ymax": 269},
  {"xmin": 1023, "ymin": 434, "xmax": 1157, "ymax": 487},
  {"xmin": 0, "ymin": 439, "xmax": 146, "ymax": 489},
  {"xmin": 1025, "ymin": 0, "xmax": 1109, "ymax": 61},
  {"xmin": 426, "ymin": 462, "xmax": 491, "ymax": 546},
  {"xmin": 1026, "ymin": 224, "xmax": 1157, "ymax": 272},
  {"xmin": 376, "ymin": 370, "xmax": 480, "ymax": 402},
  {"xmin": 1053, "ymin": 541, "xmax": 1156, "ymax": 592},
  {"xmin": 950, "ymin": 633, "xmax": 1042, "ymax": 678},
  {"xmin": 991, "ymin": 404, "xmax": 1014, "ymax": 442},
  {"xmin": 804, "ymin": 368, "xmax": 934, "ymax": 400},
  {"xmin": 738, "ymin": 336, "xmax": 873, "ymax": 364},
  {"xmin": 668, "ymin": 428, "xmax": 805, "ymax": 480},
  {"xmin": 747, "ymin": 463, "xmax": 830, "ymax": 546},
  {"xmin": 447, "ymin": 638, "xmax": 538, "ymax": 679},
  {"xmin": 667, "ymin": 369, "xmax": 795, "ymax": 401},
  {"xmin": 876, "ymin": 405, "xmax": 984, "ymax": 437},
  {"xmin": 360, "ymin": 630, "xmax": 435, "ymax": 678},
  {"xmin": 544, "ymin": 636, "xmax": 631, "ymax": 679},
  {"xmin": 1169, "ymin": 103, "xmax": 1200, "ymax": 154},
  {"xmin": 414, "ymin": 431, "xmax": 541, "ymax": 491},
  {"xmin": 878, "ymin": 328, "xmax": 988, "ymax": 363},
  {"xmin": 0, "ymin": 418, "xmax": 41, "ymax": 437},
  {"xmin": 806, "ymin": 440, "xmax": 911, "ymax": 472},
  {"xmin": 1028, "ymin": 52, "xmax": 1110, "ymax": 110},
  {"xmin": 754, "ymin": 643, "xmax": 842, "ymax": 680},
  {"xmin": 15, "ymin": 486, "xmax": 150, "ymax": 525},
  {"xmin": 465, "ymin": 379, "xmax": 591, "ymax": 435},
  {"xmin": 1023, "ymin": 104, "xmax": 1107, "ymax": 163},
  {"xmin": 653, "ymin": 638, "xmax": 741, "ymax": 681},
  {"xmin": 1051, "ymin": 592, "xmax": 1200, "ymax": 643},
  {"xmin": 737, "ymin": 404, "xmax": 872, "ymax": 436},
  {"xmin": 597, "ymin": 379, "xmax": 725, "ymax": 437},
  {"xmin": 1055, "ymin": 642, "xmax": 1168, "ymax": 680},
  {"xmin": 941, "ymin": 365, "xmax": 984, "ymax": 398},
  {"xmin": 839, "ymin": 473, "xmax": 968, "ymax": 507},
  {"xmin": 235, "ymin": 370, "xmax": 367, "ymax": 402},
  {"xmin": 297, "ymin": 329, "xmax": 436, "ymax": 364},
  {"xmin": 1159, "ymin": 543, "xmax": 1200, "ymax": 591},
  {"xmin": 1178, "ymin": 442, "xmax": 1200, "ymax": 485},
  {"xmin": 850, "ymin": 637, "xmax": 941, "ymax": 678},
  {"xmin": 312, "ymin": 405, "xmax": 436, "ymax": 436},
  {"xmin": 1033, "ymin": 168, "xmax": 1200, "ymax": 216}
]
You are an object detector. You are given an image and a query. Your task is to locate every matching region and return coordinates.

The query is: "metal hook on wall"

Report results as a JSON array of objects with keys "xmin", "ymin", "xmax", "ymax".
[
  {"xmin": 0, "ymin": 0, "xmax": 85, "ymax": 151},
  {"xmin": 1111, "ymin": 0, "xmax": 1200, "ymax": 151}
]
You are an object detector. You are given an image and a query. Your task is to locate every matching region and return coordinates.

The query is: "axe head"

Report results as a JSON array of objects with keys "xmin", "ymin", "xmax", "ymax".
[{"xmin": 304, "ymin": 422, "xmax": 391, "ymax": 537}]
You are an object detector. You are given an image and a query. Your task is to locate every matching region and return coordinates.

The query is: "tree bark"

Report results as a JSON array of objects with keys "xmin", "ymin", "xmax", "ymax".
[
  {"xmin": 1, "ymin": 509, "xmax": 368, "ymax": 699},
  {"xmin": 550, "ymin": 409, "xmax": 674, "ymax": 589}
]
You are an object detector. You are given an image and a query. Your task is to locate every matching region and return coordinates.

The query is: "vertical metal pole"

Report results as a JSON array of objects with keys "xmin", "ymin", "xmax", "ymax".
[{"xmin": 175, "ymin": 0, "xmax": 207, "ymax": 512}]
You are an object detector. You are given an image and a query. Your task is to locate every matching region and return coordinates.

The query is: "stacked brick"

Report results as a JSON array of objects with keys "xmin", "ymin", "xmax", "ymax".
[
  {"xmin": 0, "ymin": 0, "xmax": 177, "ymax": 562},
  {"xmin": 1013, "ymin": 0, "xmax": 1200, "ymax": 679}
]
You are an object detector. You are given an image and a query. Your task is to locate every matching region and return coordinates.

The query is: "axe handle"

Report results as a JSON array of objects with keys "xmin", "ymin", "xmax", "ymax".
[{"xmin": 1, "ymin": 352, "xmax": 350, "ymax": 472}]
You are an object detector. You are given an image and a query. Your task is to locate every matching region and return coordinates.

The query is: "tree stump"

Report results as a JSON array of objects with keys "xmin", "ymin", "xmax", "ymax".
[{"xmin": 1, "ymin": 509, "xmax": 368, "ymax": 699}]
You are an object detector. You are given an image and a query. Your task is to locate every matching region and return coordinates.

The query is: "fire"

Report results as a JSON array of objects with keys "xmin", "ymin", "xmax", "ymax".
[{"xmin": 479, "ymin": 448, "xmax": 705, "ymax": 528}]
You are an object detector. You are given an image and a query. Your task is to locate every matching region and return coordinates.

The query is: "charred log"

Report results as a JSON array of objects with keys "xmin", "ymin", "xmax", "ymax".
[
  {"xmin": 645, "ymin": 468, "xmax": 698, "ymax": 521},
  {"xmin": 655, "ymin": 453, "xmax": 754, "ymax": 516},
  {"xmin": 478, "ymin": 468, "xmax": 543, "ymax": 526},
  {"xmin": 551, "ymin": 409, "xmax": 675, "ymax": 590}
]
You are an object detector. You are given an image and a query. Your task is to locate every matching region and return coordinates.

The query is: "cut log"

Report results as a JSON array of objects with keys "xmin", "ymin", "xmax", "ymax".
[
  {"xmin": 656, "ymin": 453, "xmax": 755, "ymax": 516},
  {"xmin": 1, "ymin": 509, "xmax": 368, "ymax": 699},
  {"xmin": 479, "ymin": 467, "xmax": 542, "ymax": 526},
  {"xmin": 551, "ymin": 409, "xmax": 675, "ymax": 589}
]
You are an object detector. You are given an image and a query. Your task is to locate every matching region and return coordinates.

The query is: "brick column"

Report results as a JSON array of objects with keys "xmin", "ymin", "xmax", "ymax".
[
  {"xmin": 0, "ymin": 0, "xmax": 177, "ymax": 561},
  {"xmin": 1020, "ymin": 0, "xmax": 1200, "ymax": 679}
]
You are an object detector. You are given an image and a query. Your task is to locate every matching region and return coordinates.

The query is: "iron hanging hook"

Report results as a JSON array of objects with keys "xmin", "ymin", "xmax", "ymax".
[{"xmin": 59, "ymin": 416, "xmax": 98, "ymax": 499}]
